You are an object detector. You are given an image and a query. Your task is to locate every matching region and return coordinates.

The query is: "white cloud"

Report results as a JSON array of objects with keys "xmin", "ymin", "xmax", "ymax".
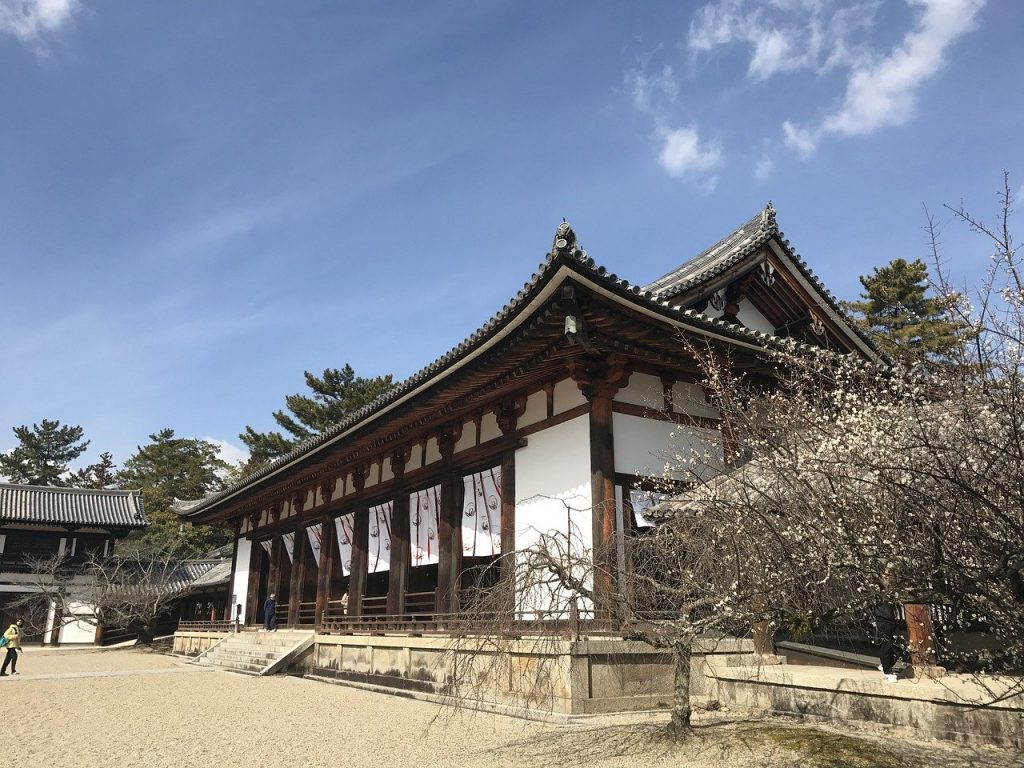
[
  {"xmin": 755, "ymin": 154, "xmax": 776, "ymax": 181},
  {"xmin": 780, "ymin": 0, "xmax": 985, "ymax": 154},
  {"xmin": 688, "ymin": 0, "xmax": 880, "ymax": 81},
  {"xmin": 0, "ymin": 0, "xmax": 78, "ymax": 43},
  {"xmin": 658, "ymin": 126, "xmax": 722, "ymax": 178},
  {"xmin": 626, "ymin": 64, "xmax": 678, "ymax": 115},
  {"xmin": 782, "ymin": 120, "xmax": 820, "ymax": 156},
  {"xmin": 204, "ymin": 437, "xmax": 250, "ymax": 470}
]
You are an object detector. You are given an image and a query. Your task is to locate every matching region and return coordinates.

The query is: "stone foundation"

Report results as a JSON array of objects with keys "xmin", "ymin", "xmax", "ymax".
[
  {"xmin": 306, "ymin": 633, "xmax": 753, "ymax": 716},
  {"xmin": 172, "ymin": 630, "xmax": 230, "ymax": 657}
]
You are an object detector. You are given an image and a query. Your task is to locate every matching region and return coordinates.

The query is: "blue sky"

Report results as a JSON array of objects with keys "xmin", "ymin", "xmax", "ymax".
[{"xmin": 1, "ymin": 0, "xmax": 1021, "ymax": 471}]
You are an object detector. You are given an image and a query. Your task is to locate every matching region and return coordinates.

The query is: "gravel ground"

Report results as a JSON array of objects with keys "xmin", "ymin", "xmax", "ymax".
[{"xmin": 3, "ymin": 649, "xmax": 1020, "ymax": 768}]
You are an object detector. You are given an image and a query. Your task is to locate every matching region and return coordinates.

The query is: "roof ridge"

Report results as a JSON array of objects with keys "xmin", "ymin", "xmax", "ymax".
[{"xmin": 0, "ymin": 482, "xmax": 140, "ymax": 495}]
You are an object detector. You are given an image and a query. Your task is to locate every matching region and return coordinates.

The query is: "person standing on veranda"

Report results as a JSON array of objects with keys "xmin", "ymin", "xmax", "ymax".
[
  {"xmin": 0, "ymin": 619, "xmax": 24, "ymax": 676},
  {"xmin": 263, "ymin": 593, "xmax": 277, "ymax": 631}
]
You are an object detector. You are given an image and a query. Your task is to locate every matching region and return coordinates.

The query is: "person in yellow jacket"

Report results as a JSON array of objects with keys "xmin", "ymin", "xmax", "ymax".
[{"xmin": 0, "ymin": 619, "xmax": 24, "ymax": 676}]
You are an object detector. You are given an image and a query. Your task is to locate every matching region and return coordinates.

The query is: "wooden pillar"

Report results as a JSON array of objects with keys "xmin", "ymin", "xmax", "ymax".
[
  {"xmin": 314, "ymin": 513, "xmax": 334, "ymax": 625},
  {"xmin": 288, "ymin": 491, "xmax": 310, "ymax": 626},
  {"xmin": 904, "ymin": 603, "xmax": 938, "ymax": 672},
  {"xmin": 570, "ymin": 356, "xmax": 629, "ymax": 618},
  {"xmin": 436, "ymin": 422, "xmax": 463, "ymax": 615},
  {"xmin": 268, "ymin": 533, "xmax": 283, "ymax": 604},
  {"xmin": 495, "ymin": 397, "xmax": 525, "ymax": 592},
  {"xmin": 387, "ymin": 447, "xmax": 411, "ymax": 616},
  {"xmin": 499, "ymin": 449, "xmax": 516, "ymax": 578},
  {"xmin": 347, "ymin": 467, "xmax": 369, "ymax": 617}
]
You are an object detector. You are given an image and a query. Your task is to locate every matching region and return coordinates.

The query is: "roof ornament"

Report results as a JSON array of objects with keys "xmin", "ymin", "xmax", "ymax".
[
  {"xmin": 552, "ymin": 219, "xmax": 582, "ymax": 258},
  {"xmin": 762, "ymin": 200, "xmax": 777, "ymax": 229},
  {"xmin": 708, "ymin": 288, "xmax": 726, "ymax": 312},
  {"xmin": 759, "ymin": 261, "xmax": 776, "ymax": 287},
  {"xmin": 810, "ymin": 312, "xmax": 825, "ymax": 336}
]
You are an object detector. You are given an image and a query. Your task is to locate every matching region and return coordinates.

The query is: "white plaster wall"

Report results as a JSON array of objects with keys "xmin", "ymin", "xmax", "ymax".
[
  {"xmin": 58, "ymin": 602, "xmax": 97, "ymax": 644},
  {"xmin": 614, "ymin": 413, "xmax": 720, "ymax": 481},
  {"xmin": 514, "ymin": 415, "xmax": 593, "ymax": 617},
  {"xmin": 232, "ymin": 538, "xmax": 252, "ymax": 621},
  {"xmin": 366, "ymin": 461, "xmax": 380, "ymax": 488},
  {"xmin": 704, "ymin": 298, "xmax": 775, "ymax": 336},
  {"xmin": 479, "ymin": 411, "xmax": 501, "ymax": 443},
  {"xmin": 737, "ymin": 299, "xmax": 775, "ymax": 335},
  {"xmin": 615, "ymin": 372, "xmax": 664, "ymax": 408},
  {"xmin": 519, "ymin": 389, "xmax": 547, "ymax": 428},
  {"xmin": 553, "ymin": 377, "xmax": 586, "ymax": 414},
  {"xmin": 381, "ymin": 457, "xmax": 394, "ymax": 483},
  {"xmin": 453, "ymin": 419, "xmax": 475, "ymax": 453},
  {"xmin": 407, "ymin": 446, "xmax": 423, "ymax": 472},
  {"xmin": 672, "ymin": 381, "xmax": 719, "ymax": 420},
  {"xmin": 424, "ymin": 437, "xmax": 442, "ymax": 466}
]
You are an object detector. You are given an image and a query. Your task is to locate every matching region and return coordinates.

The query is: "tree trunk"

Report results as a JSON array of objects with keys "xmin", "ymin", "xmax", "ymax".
[{"xmin": 669, "ymin": 640, "xmax": 693, "ymax": 736}]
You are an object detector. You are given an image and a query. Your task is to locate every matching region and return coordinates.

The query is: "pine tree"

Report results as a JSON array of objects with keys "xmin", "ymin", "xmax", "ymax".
[
  {"xmin": 240, "ymin": 364, "xmax": 394, "ymax": 466},
  {"xmin": 117, "ymin": 429, "xmax": 230, "ymax": 555},
  {"xmin": 0, "ymin": 420, "xmax": 90, "ymax": 486},
  {"xmin": 70, "ymin": 452, "xmax": 117, "ymax": 489},
  {"xmin": 843, "ymin": 258, "xmax": 970, "ymax": 366}
]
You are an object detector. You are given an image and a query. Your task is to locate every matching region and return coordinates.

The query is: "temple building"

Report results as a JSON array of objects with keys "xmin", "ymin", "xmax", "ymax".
[
  {"xmin": 0, "ymin": 483, "xmax": 147, "ymax": 644},
  {"xmin": 176, "ymin": 205, "xmax": 878, "ymax": 634}
]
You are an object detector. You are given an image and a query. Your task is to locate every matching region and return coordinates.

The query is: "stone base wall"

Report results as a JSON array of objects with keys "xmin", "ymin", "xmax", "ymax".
[
  {"xmin": 172, "ymin": 631, "xmax": 230, "ymax": 657},
  {"xmin": 307, "ymin": 634, "xmax": 753, "ymax": 716},
  {"xmin": 710, "ymin": 666, "xmax": 1024, "ymax": 750}
]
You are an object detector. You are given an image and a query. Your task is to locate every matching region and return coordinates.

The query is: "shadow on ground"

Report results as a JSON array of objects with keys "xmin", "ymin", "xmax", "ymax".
[{"xmin": 476, "ymin": 719, "xmax": 1024, "ymax": 768}]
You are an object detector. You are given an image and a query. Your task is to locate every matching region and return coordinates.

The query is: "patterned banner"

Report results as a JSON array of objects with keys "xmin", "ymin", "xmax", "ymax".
[
  {"xmin": 410, "ymin": 485, "xmax": 441, "ymax": 567},
  {"xmin": 282, "ymin": 531, "xmax": 295, "ymax": 564},
  {"xmin": 259, "ymin": 539, "xmax": 272, "ymax": 556},
  {"xmin": 462, "ymin": 466, "xmax": 501, "ymax": 557},
  {"xmin": 306, "ymin": 524, "xmax": 323, "ymax": 568},
  {"xmin": 335, "ymin": 513, "xmax": 355, "ymax": 576},
  {"xmin": 629, "ymin": 489, "xmax": 669, "ymax": 528},
  {"xmin": 367, "ymin": 501, "xmax": 393, "ymax": 573}
]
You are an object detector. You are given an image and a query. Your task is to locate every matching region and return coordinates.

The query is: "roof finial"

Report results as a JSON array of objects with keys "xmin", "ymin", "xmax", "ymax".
[
  {"xmin": 763, "ymin": 200, "xmax": 777, "ymax": 229},
  {"xmin": 552, "ymin": 218, "xmax": 583, "ymax": 258}
]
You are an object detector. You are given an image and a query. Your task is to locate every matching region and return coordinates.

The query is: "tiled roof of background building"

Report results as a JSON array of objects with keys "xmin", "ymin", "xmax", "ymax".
[{"xmin": 0, "ymin": 484, "xmax": 147, "ymax": 529}]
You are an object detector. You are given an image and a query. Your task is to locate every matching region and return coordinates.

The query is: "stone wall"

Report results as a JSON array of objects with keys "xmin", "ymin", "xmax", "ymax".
[
  {"xmin": 172, "ymin": 630, "xmax": 230, "ymax": 657},
  {"xmin": 306, "ymin": 634, "xmax": 753, "ymax": 716}
]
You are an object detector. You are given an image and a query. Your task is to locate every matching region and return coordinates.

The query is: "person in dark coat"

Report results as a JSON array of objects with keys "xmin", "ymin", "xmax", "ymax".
[
  {"xmin": 263, "ymin": 593, "xmax": 277, "ymax": 631},
  {"xmin": 873, "ymin": 601, "xmax": 904, "ymax": 682}
]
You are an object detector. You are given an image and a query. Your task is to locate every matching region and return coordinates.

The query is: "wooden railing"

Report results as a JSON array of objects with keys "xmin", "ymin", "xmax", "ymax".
[
  {"xmin": 319, "ymin": 609, "xmax": 616, "ymax": 637},
  {"xmin": 176, "ymin": 619, "xmax": 239, "ymax": 633}
]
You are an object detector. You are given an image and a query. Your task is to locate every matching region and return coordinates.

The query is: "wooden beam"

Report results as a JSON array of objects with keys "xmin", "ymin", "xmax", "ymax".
[{"xmin": 499, "ymin": 448, "xmax": 516, "ymax": 583}]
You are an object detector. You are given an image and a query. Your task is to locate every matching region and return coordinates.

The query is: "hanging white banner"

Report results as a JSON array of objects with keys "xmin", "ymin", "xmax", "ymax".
[
  {"xmin": 410, "ymin": 485, "xmax": 441, "ymax": 567},
  {"xmin": 259, "ymin": 540, "xmax": 272, "ymax": 556},
  {"xmin": 282, "ymin": 531, "xmax": 295, "ymax": 564},
  {"xmin": 335, "ymin": 513, "xmax": 355, "ymax": 576},
  {"xmin": 367, "ymin": 501, "xmax": 393, "ymax": 573},
  {"xmin": 462, "ymin": 466, "xmax": 501, "ymax": 557}
]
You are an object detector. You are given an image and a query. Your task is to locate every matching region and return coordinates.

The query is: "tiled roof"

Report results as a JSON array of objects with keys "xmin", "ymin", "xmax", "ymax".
[
  {"xmin": 163, "ymin": 558, "xmax": 232, "ymax": 594},
  {"xmin": 645, "ymin": 206, "xmax": 776, "ymax": 299},
  {"xmin": 643, "ymin": 204, "xmax": 879, "ymax": 356},
  {"xmin": 180, "ymin": 210, "xmax": 876, "ymax": 520},
  {"xmin": 0, "ymin": 484, "xmax": 147, "ymax": 529}
]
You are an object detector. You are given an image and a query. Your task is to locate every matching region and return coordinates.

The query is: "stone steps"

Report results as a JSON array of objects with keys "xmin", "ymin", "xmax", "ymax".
[{"xmin": 195, "ymin": 630, "xmax": 314, "ymax": 676}]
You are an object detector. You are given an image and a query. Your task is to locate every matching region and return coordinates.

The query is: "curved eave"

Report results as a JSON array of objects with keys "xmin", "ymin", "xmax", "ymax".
[{"xmin": 181, "ymin": 249, "xmax": 845, "ymax": 523}]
